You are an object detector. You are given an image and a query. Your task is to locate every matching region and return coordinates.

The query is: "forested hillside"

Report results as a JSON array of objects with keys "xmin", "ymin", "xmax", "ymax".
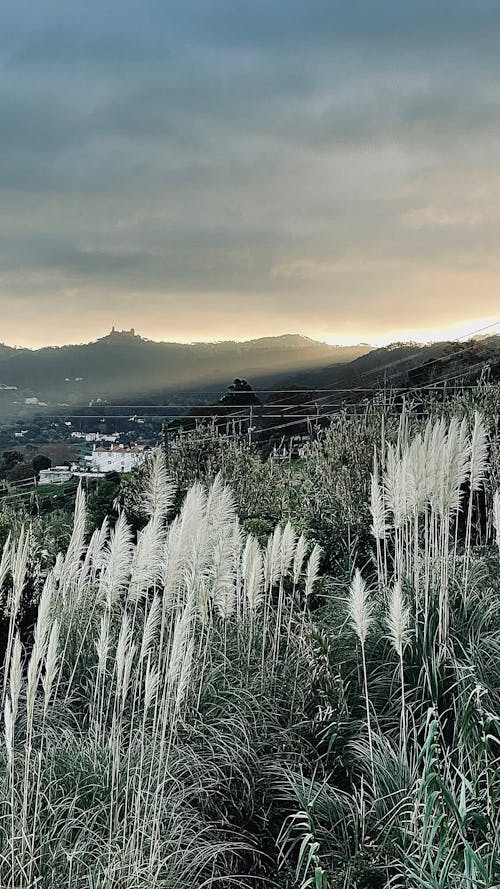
[{"xmin": 0, "ymin": 331, "xmax": 370, "ymax": 417}]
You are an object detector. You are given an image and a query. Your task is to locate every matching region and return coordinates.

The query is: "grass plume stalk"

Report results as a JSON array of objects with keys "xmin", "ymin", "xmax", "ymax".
[{"xmin": 348, "ymin": 569, "xmax": 375, "ymax": 787}]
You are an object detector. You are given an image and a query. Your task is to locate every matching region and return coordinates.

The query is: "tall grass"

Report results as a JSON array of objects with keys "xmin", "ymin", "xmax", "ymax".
[
  {"xmin": 0, "ymin": 452, "xmax": 322, "ymax": 887},
  {"xmin": 0, "ymin": 402, "xmax": 498, "ymax": 888}
]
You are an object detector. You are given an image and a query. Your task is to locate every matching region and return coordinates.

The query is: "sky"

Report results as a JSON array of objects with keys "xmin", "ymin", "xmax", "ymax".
[{"xmin": 1, "ymin": 0, "xmax": 500, "ymax": 348}]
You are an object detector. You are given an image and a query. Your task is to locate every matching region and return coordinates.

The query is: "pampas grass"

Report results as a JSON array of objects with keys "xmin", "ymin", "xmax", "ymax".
[
  {"xmin": 385, "ymin": 580, "xmax": 410, "ymax": 754},
  {"xmin": 0, "ymin": 399, "xmax": 498, "ymax": 889},
  {"xmin": 348, "ymin": 569, "xmax": 375, "ymax": 784},
  {"xmin": 463, "ymin": 412, "xmax": 489, "ymax": 595},
  {"xmin": 141, "ymin": 447, "xmax": 176, "ymax": 523}
]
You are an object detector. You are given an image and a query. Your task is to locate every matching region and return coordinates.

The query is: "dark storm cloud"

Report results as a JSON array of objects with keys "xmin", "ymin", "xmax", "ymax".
[{"xmin": 1, "ymin": 1, "xmax": 500, "ymax": 345}]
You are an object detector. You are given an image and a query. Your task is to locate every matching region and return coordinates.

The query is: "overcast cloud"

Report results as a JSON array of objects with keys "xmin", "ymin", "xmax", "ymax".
[{"xmin": 1, "ymin": 1, "xmax": 500, "ymax": 346}]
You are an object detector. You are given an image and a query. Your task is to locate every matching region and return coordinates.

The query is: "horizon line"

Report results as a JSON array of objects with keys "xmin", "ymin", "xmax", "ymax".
[{"xmin": 2, "ymin": 318, "xmax": 500, "ymax": 351}]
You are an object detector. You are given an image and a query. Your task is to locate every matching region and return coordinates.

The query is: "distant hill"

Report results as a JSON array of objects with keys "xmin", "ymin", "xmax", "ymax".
[
  {"xmin": 1, "ymin": 329, "xmax": 497, "ymax": 426},
  {"xmin": 292, "ymin": 336, "xmax": 500, "ymax": 393},
  {"xmin": 262, "ymin": 336, "xmax": 500, "ymax": 428},
  {"xmin": 0, "ymin": 329, "xmax": 372, "ymax": 419}
]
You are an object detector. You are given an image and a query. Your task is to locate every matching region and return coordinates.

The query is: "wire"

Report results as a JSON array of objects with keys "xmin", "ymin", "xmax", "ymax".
[{"xmin": 357, "ymin": 318, "xmax": 500, "ymax": 380}]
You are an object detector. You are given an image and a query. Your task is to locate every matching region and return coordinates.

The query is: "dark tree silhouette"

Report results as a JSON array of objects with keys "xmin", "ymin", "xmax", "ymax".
[{"xmin": 218, "ymin": 379, "xmax": 261, "ymax": 407}]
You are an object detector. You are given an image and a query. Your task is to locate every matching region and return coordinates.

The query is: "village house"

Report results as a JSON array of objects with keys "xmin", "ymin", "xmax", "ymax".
[{"xmin": 85, "ymin": 444, "xmax": 147, "ymax": 474}]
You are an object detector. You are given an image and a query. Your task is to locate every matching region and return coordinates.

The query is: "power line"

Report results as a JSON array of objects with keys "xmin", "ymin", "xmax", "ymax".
[{"xmin": 359, "ymin": 318, "xmax": 500, "ymax": 380}]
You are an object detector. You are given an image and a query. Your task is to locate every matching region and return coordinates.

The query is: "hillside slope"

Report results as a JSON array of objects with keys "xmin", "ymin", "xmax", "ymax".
[{"xmin": 0, "ymin": 330, "xmax": 371, "ymax": 418}]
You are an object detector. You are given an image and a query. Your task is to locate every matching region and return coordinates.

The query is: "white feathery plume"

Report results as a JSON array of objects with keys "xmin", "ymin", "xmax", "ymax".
[
  {"xmin": 144, "ymin": 656, "xmax": 160, "ymax": 715},
  {"xmin": 242, "ymin": 536, "xmax": 263, "ymax": 610},
  {"xmin": 469, "ymin": 412, "xmax": 489, "ymax": 494},
  {"xmin": 90, "ymin": 517, "xmax": 110, "ymax": 583},
  {"xmin": 348, "ymin": 569, "xmax": 373, "ymax": 646},
  {"xmin": 60, "ymin": 484, "xmax": 87, "ymax": 591},
  {"xmin": 263, "ymin": 536, "xmax": 273, "ymax": 591},
  {"xmin": 265, "ymin": 525, "xmax": 282, "ymax": 589},
  {"xmin": 9, "ymin": 634, "xmax": 22, "ymax": 724},
  {"xmin": 167, "ymin": 602, "xmax": 193, "ymax": 689},
  {"xmin": 128, "ymin": 517, "xmax": 165, "ymax": 602},
  {"xmin": 205, "ymin": 473, "xmax": 236, "ymax": 537},
  {"xmin": 42, "ymin": 620, "xmax": 60, "ymax": 714},
  {"xmin": 175, "ymin": 637, "xmax": 194, "ymax": 713},
  {"xmin": 232, "ymin": 519, "xmax": 245, "ymax": 616},
  {"xmin": 0, "ymin": 532, "xmax": 12, "ymax": 593},
  {"xmin": 179, "ymin": 483, "xmax": 207, "ymax": 548},
  {"xmin": 26, "ymin": 640, "xmax": 43, "ymax": 721},
  {"xmin": 115, "ymin": 613, "xmax": 133, "ymax": 705},
  {"xmin": 370, "ymin": 451, "xmax": 387, "ymax": 539},
  {"xmin": 162, "ymin": 517, "xmax": 183, "ymax": 609},
  {"xmin": 76, "ymin": 527, "xmax": 99, "ymax": 597},
  {"xmin": 406, "ymin": 433, "xmax": 427, "ymax": 514},
  {"xmin": 280, "ymin": 521, "xmax": 296, "ymax": 577},
  {"xmin": 383, "ymin": 445, "xmax": 406, "ymax": 529},
  {"xmin": 10, "ymin": 526, "xmax": 30, "ymax": 615},
  {"xmin": 270, "ymin": 524, "xmax": 283, "ymax": 585},
  {"xmin": 425, "ymin": 417, "xmax": 447, "ymax": 506},
  {"xmin": 231, "ymin": 519, "xmax": 246, "ymax": 565},
  {"xmin": 96, "ymin": 613, "xmax": 110, "ymax": 675},
  {"xmin": 99, "ymin": 512, "xmax": 134, "ymax": 607},
  {"xmin": 139, "ymin": 594, "xmax": 162, "ymax": 662},
  {"xmin": 386, "ymin": 581, "xmax": 410, "ymax": 657},
  {"xmin": 304, "ymin": 544, "xmax": 322, "ymax": 599},
  {"xmin": 211, "ymin": 534, "xmax": 236, "ymax": 619},
  {"xmin": 141, "ymin": 447, "xmax": 176, "ymax": 522},
  {"xmin": 183, "ymin": 526, "xmax": 212, "ymax": 622},
  {"xmin": 193, "ymin": 574, "xmax": 210, "ymax": 625},
  {"xmin": 4, "ymin": 530, "xmax": 39, "ymax": 707},
  {"xmin": 33, "ymin": 573, "xmax": 54, "ymax": 654},
  {"xmin": 23, "ymin": 572, "xmax": 54, "ymax": 718},
  {"xmin": 175, "ymin": 484, "xmax": 209, "ymax": 594},
  {"xmin": 348, "ymin": 569, "xmax": 375, "ymax": 783},
  {"xmin": 439, "ymin": 416, "xmax": 470, "ymax": 516},
  {"xmin": 241, "ymin": 533, "xmax": 256, "ymax": 589},
  {"xmin": 120, "ymin": 644, "xmax": 136, "ymax": 711},
  {"xmin": 292, "ymin": 533, "xmax": 308, "ymax": 585},
  {"xmin": 462, "ymin": 413, "xmax": 489, "ymax": 587}
]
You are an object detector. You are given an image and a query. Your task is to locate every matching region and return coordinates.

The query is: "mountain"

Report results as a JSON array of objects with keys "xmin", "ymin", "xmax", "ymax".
[
  {"xmin": 1, "ymin": 328, "xmax": 497, "ymax": 428},
  {"xmin": 0, "ymin": 329, "xmax": 372, "ymax": 419}
]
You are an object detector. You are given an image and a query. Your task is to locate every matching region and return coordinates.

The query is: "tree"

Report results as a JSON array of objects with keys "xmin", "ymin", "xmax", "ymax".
[
  {"xmin": 33, "ymin": 455, "xmax": 52, "ymax": 476},
  {"xmin": 1, "ymin": 450, "xmax": 23, "ymax": 470},
  {"xmin": 218, "ymin": 379, "xmax": 261, "ymax": 407}
]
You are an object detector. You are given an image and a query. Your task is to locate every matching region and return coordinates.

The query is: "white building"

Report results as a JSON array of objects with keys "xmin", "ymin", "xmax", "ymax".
[
  {"xmin": 71, "ymin": 431, "xmax": 119, "ymax": 443},
  {"xmin": 86, "ymin": 444, "xmax": 146, "ymax": 474},
  {"xmin": 38, "ymin": 466, "xmax": 73, "ymax": 485}
]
